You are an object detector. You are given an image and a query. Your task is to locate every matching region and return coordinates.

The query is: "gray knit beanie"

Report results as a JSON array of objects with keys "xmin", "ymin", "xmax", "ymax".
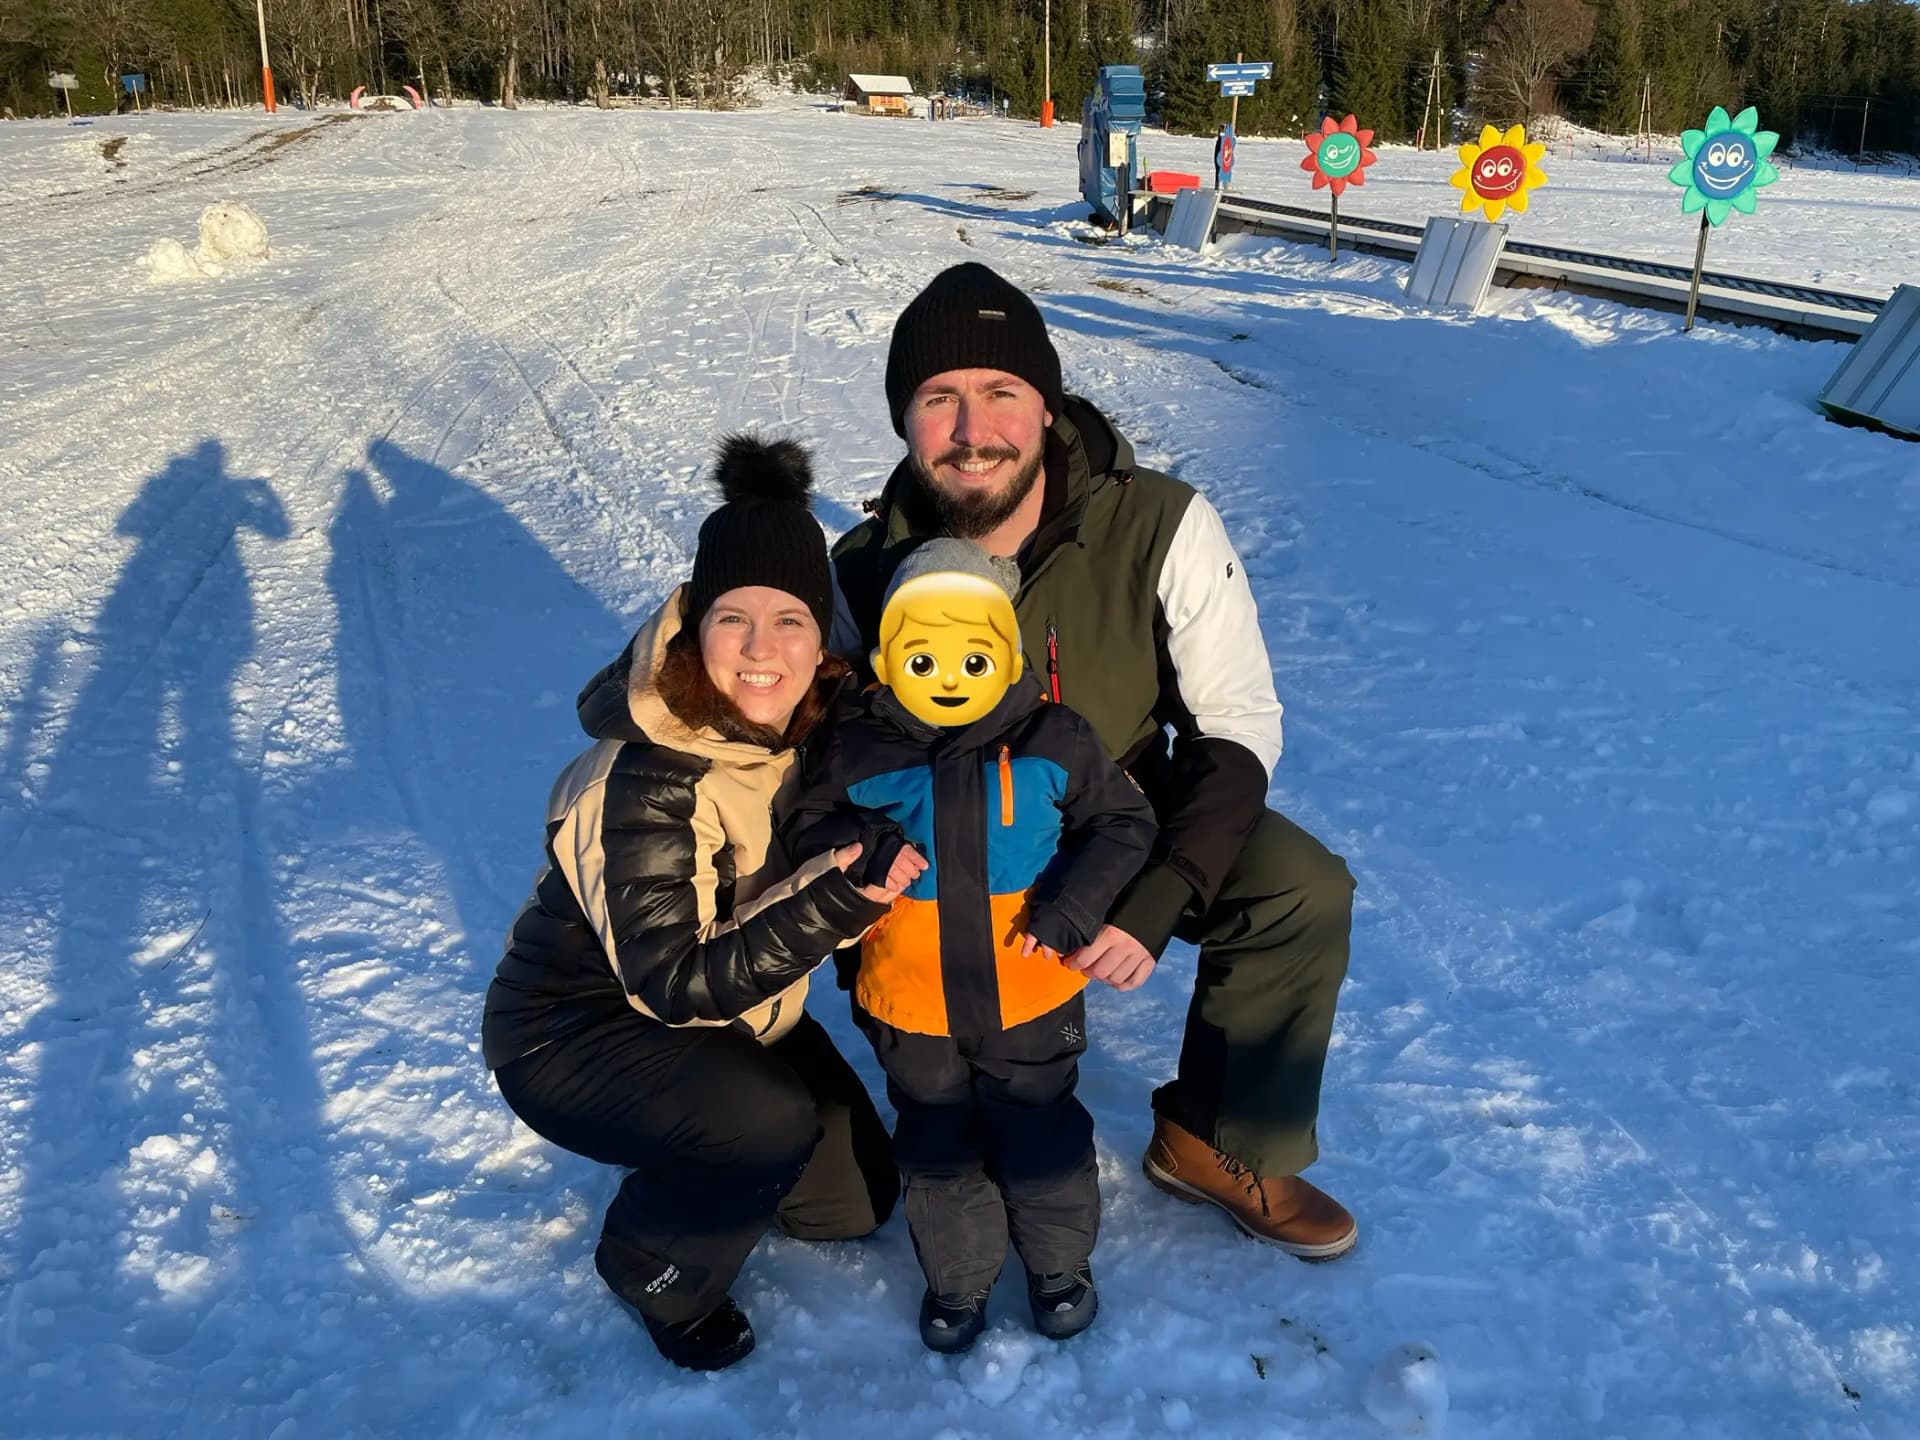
[{"xmin": 881, "ymin": 538, "xmax": 1021, "ymax": 612}]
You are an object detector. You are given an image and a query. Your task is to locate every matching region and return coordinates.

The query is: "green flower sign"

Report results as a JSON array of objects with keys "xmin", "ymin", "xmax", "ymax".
[{"xmin": 1669, "ymin": 106, "xmax": 1779, "ymax": 225}]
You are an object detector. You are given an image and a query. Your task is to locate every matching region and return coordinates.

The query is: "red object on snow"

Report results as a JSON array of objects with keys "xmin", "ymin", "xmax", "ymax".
[{"xmin": 1146, "ymin": 171, "xmax": 1202, "ymax": 194}]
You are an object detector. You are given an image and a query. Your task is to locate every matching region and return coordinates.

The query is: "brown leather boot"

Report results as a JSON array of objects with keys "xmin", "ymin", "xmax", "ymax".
[{"xmin": 1143, "ymin": 1114, "xmax": 1358, "ymax": 1261}]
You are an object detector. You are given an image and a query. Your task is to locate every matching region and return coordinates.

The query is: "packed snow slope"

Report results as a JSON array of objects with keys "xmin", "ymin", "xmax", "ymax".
[{"xmin": 2, "ymin": 96, "xmax": 1917, "ymax": 1440}]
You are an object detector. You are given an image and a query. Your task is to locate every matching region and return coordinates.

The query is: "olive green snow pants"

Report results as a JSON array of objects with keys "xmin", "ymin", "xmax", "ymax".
[{"xmin": 1152, "ymin": 809, "xmax": 1356, "ymax": 1177}]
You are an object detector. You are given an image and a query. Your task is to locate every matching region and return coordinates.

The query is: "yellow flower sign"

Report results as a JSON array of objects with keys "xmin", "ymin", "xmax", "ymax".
[{"xmin": 1451, "ymin": 124, "xmax": 1548, "ymax": 222}]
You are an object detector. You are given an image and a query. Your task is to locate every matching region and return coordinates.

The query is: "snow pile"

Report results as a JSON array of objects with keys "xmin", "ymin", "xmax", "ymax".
[
  {"xmin": 143, "ymin": 237, "xmax": 219, "ymax": 283},
  {"xmin": 1362, "ymin": 1344, "xmax": 1449, "ymax": 1436},
  {"xmin": 197, "ymin": 201, "xmax": 270, "ymax": 262},
  {"xmin": 141, "ymin": 201, "xmax": 268, "ymax": 284}
]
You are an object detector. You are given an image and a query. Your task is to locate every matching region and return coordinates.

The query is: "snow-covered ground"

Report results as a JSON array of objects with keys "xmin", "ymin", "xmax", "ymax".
[{"xmin": 2, "ymin": 94, "xmax": 1917, "ymax": 1439}]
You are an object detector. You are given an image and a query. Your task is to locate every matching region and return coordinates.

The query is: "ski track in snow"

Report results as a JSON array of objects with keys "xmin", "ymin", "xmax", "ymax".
[{"xmin": 1, "ymin": 97, "xmax": 1917, "ymax": 1438}]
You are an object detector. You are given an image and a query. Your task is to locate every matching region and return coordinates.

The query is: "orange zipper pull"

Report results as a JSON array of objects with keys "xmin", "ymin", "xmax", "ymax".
[{"xmin": 998, "ymin": 745, "xmax": 1014, "ymax": 827}]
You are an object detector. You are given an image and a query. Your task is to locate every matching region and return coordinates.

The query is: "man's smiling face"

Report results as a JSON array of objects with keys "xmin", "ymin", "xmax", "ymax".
[{"xmin": 902, "ymin": 369, "xmax": 1053, "ymax": 542}]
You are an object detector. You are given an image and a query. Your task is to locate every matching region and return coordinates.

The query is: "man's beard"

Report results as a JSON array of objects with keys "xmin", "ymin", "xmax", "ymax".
[{"xmin": 912, "ymin": 444, "xmax": 1045, "ymax": 540}]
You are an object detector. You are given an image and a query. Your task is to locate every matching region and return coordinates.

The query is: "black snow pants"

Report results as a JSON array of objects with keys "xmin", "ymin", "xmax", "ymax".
[
  {"xmin": 856, "ymin": 993, "xmax": 1097, "ymax": 1298},
  {"xmin": 494, "ymin": 1009, "xmax": 898, "ymax": 1326}
]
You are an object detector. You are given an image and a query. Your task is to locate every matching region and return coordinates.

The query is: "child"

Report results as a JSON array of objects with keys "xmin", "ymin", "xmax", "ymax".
[{"xmin": 785, "ymin": 538, "xmax": 1156, "ymax": 1353}]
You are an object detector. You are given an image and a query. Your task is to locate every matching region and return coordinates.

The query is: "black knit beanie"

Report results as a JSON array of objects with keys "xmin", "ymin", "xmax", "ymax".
[
  {"xmin": 685, "ymin": 435, "xmax": 834, "ymax": 634},
  {"xmin": 884, "ymin": 263, "xmax": 1065, "ymax": 436}
]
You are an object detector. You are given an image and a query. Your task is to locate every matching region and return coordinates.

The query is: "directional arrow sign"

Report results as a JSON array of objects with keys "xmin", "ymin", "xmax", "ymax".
[
  {"xmin": 1219, "ymin": 81, "xmax": 1257, "ymax": 97},
  {"xmin": 1207, "ymin": 61, "xmax": 1274, "ymax": 81}
]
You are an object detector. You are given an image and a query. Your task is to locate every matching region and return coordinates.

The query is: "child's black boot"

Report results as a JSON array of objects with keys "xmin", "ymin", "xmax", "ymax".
[
  {"xmin": 1026, "ymin": 1263, "xmax": 1097, "ymax": 1341},
  {"xmin": 919, "ymin": 1288, "xmax": 991, "ymax": 1353}
]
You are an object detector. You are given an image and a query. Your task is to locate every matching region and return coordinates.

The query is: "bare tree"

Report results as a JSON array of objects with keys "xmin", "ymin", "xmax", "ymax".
[
  {"xmin": 1480, "ymin": 0, "xmax": 1592, "ymax": 125},
  {"xmin": 458, "ymin": 0, "xmax": 537, "ymax": 105},
  {"xmin": 384, "ymin": 0, "xmax": 459, "ymax": 100},
  {"xmin": 58, "ymin": 0, "xmax": 160, "ymax": 86},
  {"xmin": 264, "ymin": 0, "xmax": 352, "ymax": 105},
  {"xmin": 640, "ymin": 0, "xmax": 695, "ymax": 105},
  {"xmin": 579, "ymin": 0, "xmax": 611, "ymax": 105},
  {"xmin": 2, "ymin": 0, "xmax": 54, "ymax": 45},
  {"xmin": 686, "ymin": 0, "xmax": 743, "ymax": 107}
]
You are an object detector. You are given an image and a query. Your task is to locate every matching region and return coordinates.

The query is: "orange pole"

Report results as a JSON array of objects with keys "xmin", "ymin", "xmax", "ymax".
[
  {"xmin": 1040, "ymin": 0, "xmax": 1051, "ymax": 126},
  {"xmin": 255, "ymin": 0, "xmax": 276, "ymax": 112}
]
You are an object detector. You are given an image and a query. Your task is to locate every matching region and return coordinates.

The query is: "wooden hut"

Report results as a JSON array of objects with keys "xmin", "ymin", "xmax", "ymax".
[{"xmin": 844, "ymin": 74, "xmax": 913, "ymax": 117}]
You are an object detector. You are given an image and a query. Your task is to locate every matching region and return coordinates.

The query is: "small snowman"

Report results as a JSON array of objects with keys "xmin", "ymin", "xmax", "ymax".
[{"xmin": 1362, "ymin": 1342, "xmax": 1448, "ymax": 1436}]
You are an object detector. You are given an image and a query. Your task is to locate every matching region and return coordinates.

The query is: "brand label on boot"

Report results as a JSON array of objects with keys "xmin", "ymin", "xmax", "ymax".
[{"xmin": 644, "ymin": 1264, "xmax": 681, "ymax": 1296}]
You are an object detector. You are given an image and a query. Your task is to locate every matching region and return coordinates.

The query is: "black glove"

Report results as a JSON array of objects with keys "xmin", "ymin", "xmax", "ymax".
[{"xmin": 857, "ymin": 825, "xmax": 909, "ymax": 891}]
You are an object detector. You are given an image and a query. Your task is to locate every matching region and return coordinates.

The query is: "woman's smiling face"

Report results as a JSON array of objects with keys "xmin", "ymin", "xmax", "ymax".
[{"xmin": 699, "ymin": 586, "xmax": 824, "ymax": 731}]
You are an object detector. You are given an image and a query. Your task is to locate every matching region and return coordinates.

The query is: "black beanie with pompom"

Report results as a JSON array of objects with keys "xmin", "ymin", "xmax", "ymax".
[{"xmin": 685, "ymin": 434, "xmax": 834, "ymax": 635}]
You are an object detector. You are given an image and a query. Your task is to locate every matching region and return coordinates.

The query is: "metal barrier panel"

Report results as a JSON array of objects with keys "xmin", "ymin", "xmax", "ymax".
[
  {"xmin": 1408, "ymin": 217, "xmax": 1509, "ymax": 313},
  {"xmin": 1818, "ymin": 285, "xmax": 1920, "ymax": 439},
  {"xmin": 1165, "ymin": 187, "xmax": 1222, "ymax": 252}
]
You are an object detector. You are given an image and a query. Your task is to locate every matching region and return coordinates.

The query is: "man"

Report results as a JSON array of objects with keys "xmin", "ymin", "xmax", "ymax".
[{"xmin": 830, "ymin": 262, "xmax": 1358, "ymax": 1259}]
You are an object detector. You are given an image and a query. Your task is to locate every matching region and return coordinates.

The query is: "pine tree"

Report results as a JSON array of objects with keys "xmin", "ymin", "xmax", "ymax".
[
  {"xmin": 1230, "ymin": 0, "xmax": 1320, "ymax": 136},
  {"xmin": 1332, "ymin": 0, "xmax": 1410, "ymax": 139},
  {"xmin": 1644, "ymin": 0, "xmax": 1730, "ymax": 133},
  {"xmin": 1158, "ymin": 3, "xmax": 1225, "ymax": 134},
  {"xmin": 1567, "ymin": 0, "xmax": 1642, "ymax": 131}
]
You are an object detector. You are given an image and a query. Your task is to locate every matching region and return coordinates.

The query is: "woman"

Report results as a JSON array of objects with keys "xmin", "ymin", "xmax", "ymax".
[{"xmin": 482, "ymin": 435, "xmax": 925, "ymax": 1372}]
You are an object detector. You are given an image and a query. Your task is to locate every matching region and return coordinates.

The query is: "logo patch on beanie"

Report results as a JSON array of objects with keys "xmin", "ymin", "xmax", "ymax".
[{"xmin": 978, "ymin": 308, "xmax": 1007, "ymax": 320}]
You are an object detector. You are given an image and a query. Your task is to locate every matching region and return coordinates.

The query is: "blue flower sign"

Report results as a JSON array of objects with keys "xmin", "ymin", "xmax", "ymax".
[{"xmin": 1669, "ymin": 106, "xmax": 1779, "ymax": 226}]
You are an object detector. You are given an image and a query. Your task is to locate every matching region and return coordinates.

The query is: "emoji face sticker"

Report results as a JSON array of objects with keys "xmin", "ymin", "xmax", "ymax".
[
  {"xmin": 1300, "ymin": 114, "xmax": 1377, "ymax": 197},
  {"xmin": 1319, "ymin": 134, "xmax": 1361, "ymax": 178},
  {"xmin": 874, "ymin": 573, "xmax": 1024, "ymax": 728},
  {"xmin": 1472, "ymin": 146, "xmax": 1526, "ymax": 198},
  {"xmin": 1669, "ymin": 106, "xmax": 1779, "ymax": 226},
  {"xmin": 1450, "ymin": 124, "xmax": 1548, "ymax": 222},
  {"xmin": 1693, "ymin": 134, "xmax": 1755, "ymax": 196}
]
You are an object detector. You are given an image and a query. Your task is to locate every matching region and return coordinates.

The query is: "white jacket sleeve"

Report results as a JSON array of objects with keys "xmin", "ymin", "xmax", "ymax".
[{"xmin": 1156, "ymin": 492, "xmax": 1284, "ymax": 776}]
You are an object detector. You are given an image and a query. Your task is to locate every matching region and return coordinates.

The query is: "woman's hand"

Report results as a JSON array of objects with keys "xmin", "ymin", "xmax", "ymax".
[{"xmin": 834, "ymin": 842, "xmax": 929, "ymax": 905}]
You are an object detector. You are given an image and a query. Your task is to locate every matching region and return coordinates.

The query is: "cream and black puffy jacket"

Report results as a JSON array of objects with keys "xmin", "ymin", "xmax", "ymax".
[{"xmin": 482, "ymin": 587, "xmax": 886, "ymax": 1069}]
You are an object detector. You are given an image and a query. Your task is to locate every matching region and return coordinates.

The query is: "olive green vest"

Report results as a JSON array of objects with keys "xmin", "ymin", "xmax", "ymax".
[{"xmin": 833, "ymin": 397, "xmax": 1197, "ymax": 769}]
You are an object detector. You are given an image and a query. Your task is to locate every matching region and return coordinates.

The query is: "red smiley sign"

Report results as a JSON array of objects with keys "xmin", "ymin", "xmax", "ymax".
[{"xmin": 1470, "ymin": 145, "xmax": 1527, "ymax": 201}]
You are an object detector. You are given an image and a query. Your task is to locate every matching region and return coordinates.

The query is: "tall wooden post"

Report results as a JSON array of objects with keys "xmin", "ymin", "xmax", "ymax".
[{"xmin": 1418, "ymin": 49, "xmax": 1441, "ymax": 148}]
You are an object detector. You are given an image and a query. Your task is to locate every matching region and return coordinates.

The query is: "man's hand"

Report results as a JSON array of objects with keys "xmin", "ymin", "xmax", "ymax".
[
  {"xmin": 1062, "ymin": 924, "xmax": 1156, "ymax": 991},
  {"xmin": 834, "ymin": 841, "xmax": 929, "ymax": 905},
  {"xmin": 1018, "ymin": 932, "xmax": 1060, "ymax": 962}
]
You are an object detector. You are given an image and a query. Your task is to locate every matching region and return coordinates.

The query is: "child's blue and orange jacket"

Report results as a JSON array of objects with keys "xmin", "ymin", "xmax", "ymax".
[{"xmin": 783, "ymin": 674, "xmax": 1157, "ymax": 1039}]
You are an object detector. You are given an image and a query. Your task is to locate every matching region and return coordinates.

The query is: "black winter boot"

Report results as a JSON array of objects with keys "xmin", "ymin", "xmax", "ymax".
[
  {"xmin": 918, "ymin": 1288, "xmax": 990, "ymax": 1354},
  {"xmin": 637, "ymin": 1297, "xmax": 756, "ymax": 1371},
  {"xmin": 1026, "ymin": 1263, "xmax": 1097, "ymax": 1340}
]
